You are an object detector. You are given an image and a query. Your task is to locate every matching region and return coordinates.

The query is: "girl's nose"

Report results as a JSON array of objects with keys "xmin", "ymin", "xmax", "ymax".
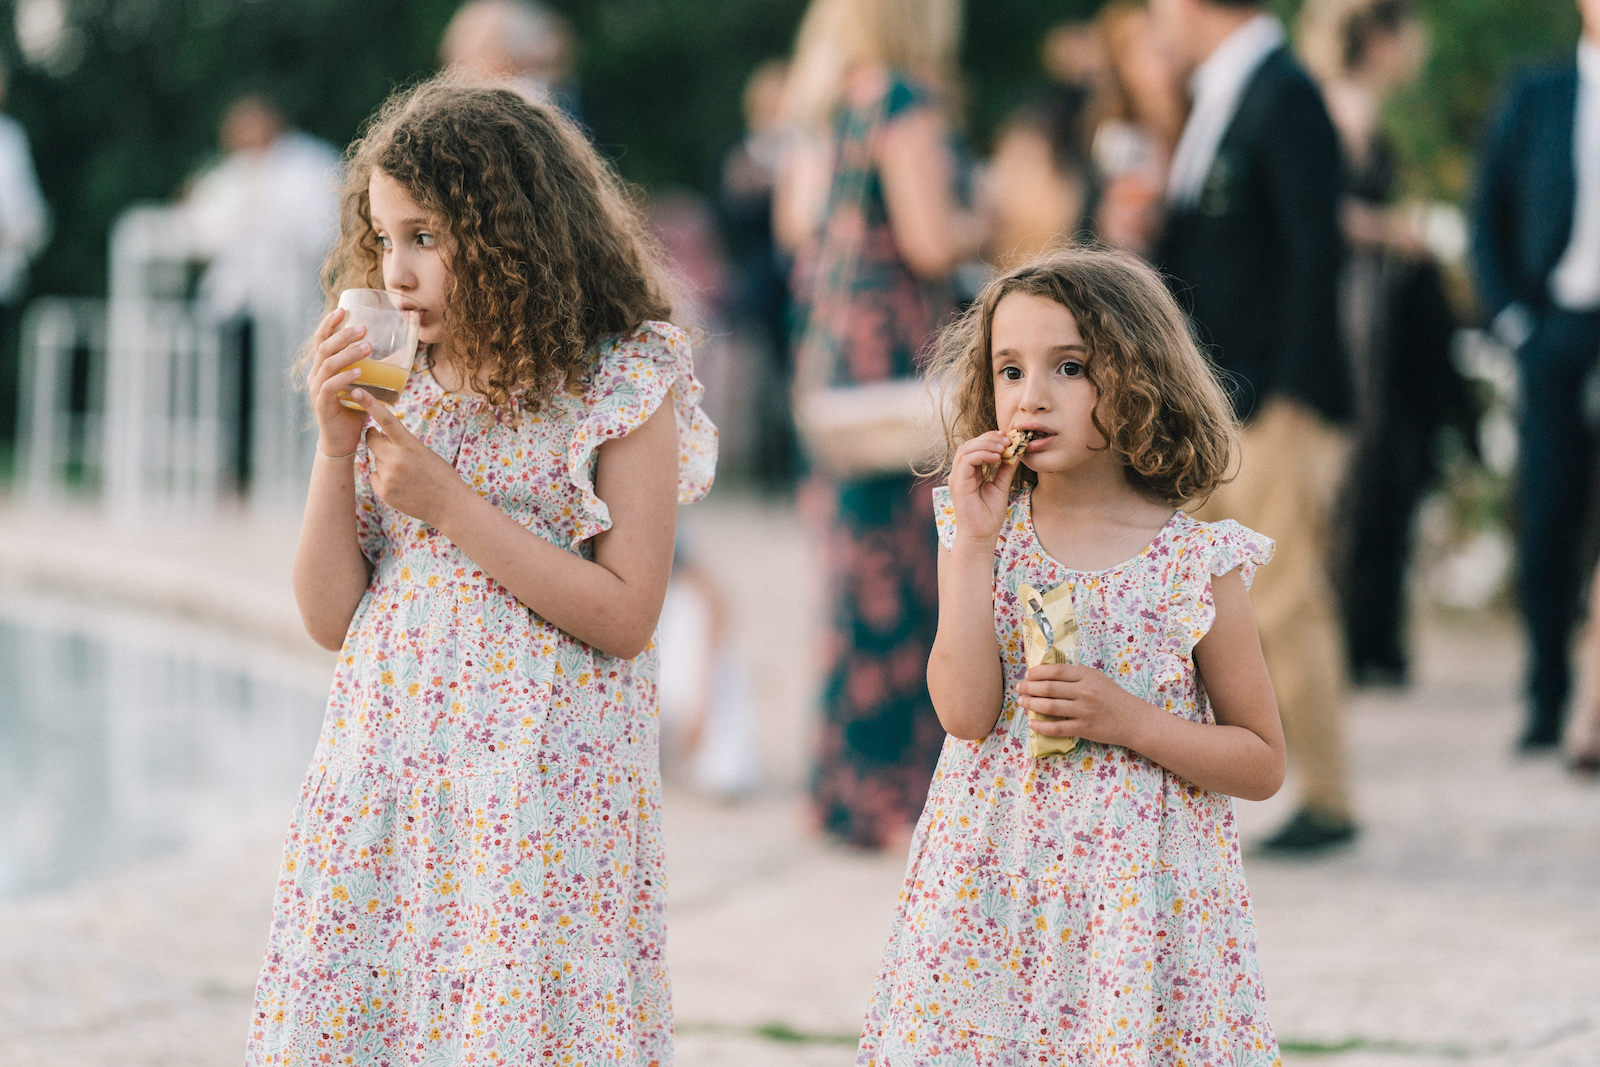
[
  {"xmin": 385, "ymin": 257, "xmax": 414, "ymax": 291},
  {"xmin": 1020, "ymin": 379, "xmax": 1049, "ymax": 411}
]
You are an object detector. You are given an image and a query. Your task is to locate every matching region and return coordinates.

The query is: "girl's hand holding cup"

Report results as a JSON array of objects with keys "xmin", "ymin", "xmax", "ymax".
[
  {"xmin": 948, "ymin": 430, "xmax": 1020, "ymax": 546},
  {"xmin": 353, "ymin": 390, "xmax": 467, "ymax": 529},
  {"xmin": 307, "ymin": 307, "xmax": 373, "ymax": 459}
]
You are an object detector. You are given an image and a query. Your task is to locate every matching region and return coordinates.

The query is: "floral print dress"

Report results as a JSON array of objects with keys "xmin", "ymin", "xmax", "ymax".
[
  {"xmin": 794, "ymin": 69, "xmax": 952, "ymax": 850},
  {"xmin": 248, "ymin": 322, "xmax": 716, "ymax": 1067},
  {"xmin": 856, "ymin": 487, "xmax": 1281, "ymax": 1067}
]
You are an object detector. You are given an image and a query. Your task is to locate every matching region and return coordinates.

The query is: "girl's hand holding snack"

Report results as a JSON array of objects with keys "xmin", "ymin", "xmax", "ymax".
[
  {"xmin": 306, "ymin": 307, "xmax": 372, "ymax": 458},
  {"xmin": 352, "ymin": 389, "xmax": 467, "ymax": 528},
  {"xmin": 1018, "ymin": 662, "xmax": 1150, "ymax": 749},
  {"xmin": 947, "ymin": 430, "xmax": 1020, "ymax": 547}
]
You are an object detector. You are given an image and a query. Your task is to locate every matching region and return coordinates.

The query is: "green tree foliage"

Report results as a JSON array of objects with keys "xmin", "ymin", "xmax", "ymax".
[{"xmin": 1, "ymin": 0, "xmax": 1585, "ymax": 300}]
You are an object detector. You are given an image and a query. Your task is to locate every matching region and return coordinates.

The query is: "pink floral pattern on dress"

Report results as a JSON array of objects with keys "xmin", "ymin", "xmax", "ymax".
[
  {"xmin": 248, "ymin": 322, "xmax": 715, "ymax": 1067},
  {"xmin": 857, "ymin": 486, "xmax": 1280, "ymax": 1067}
]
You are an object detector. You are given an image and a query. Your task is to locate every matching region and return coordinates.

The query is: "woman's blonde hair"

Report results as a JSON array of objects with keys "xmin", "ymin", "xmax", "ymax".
[
  {"xmin": 783, "ymin": 0, "xmax": 963, "ymax": 127},
  {"xmin": 925, "ymin": 246, "xmax": 1238, "ymax": 506},
  {"xmin": 310, "ymin": 72, "xmax": 672, "ymax": 410}
]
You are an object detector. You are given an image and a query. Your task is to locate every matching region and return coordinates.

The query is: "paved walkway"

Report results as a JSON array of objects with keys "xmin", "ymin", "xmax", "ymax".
[{"xmin": 1, "ymin": 492, "xmax": 1597, "ymax": 1066}]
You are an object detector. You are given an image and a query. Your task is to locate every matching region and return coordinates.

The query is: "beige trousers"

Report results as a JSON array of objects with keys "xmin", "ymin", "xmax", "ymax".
[{"xmin": 1194, "ymin": 401, "xmax": 1353, "ymax": 820}]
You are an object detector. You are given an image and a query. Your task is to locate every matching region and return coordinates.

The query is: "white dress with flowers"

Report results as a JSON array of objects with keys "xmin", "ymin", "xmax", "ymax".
[
  {"xmin": 856, "ymin": 486, "xmax": 1281, "ymax": 1067},
  {"xmin": 247, "ymin": 322, "xmax": 716, "ymax": 1067}
]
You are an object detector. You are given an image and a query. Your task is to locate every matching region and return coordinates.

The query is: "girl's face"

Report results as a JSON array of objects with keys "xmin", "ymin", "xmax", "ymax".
[
  {"xmin": 990, "ymin": 291, "xmax": 1112, "ymax": 479},
  {"xmin": 368, "ymin": 170, "xmax": 451, "ymax": 351}
]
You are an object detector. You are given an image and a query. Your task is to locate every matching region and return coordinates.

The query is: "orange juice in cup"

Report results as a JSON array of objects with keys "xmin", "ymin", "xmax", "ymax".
[{"xmin": 336, "ymin": 289, "xmax": 420, "ymax": 409}]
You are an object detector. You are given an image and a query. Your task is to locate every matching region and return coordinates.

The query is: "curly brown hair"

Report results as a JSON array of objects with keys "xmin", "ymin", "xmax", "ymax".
[
  {"xmin": 312, "ymin": 73, "xmax": 673, "ymax": 410},
  {"xmin": 925, "ymin": 246, "xmax": 1238, "ymax": 506}
]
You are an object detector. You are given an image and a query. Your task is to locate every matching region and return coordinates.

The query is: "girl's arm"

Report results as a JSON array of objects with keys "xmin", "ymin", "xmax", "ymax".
[
  {"xmin": 355, "ymin": 391, "xmax": 677, "ymax": 659},
  {"xmin": 928, "ymin": 432, "xmax": 1020, "ymax": 740},
  {"xmin": 293, "ymin": 308, "xmax": 378, "ymax": 651},
  {"xmin": 1019, "ymin": 569, "xmax": 1286, "ymax": 801},
  {"xmin": 293, "ymin": 452, "xmax": 375, "ymax": 650},
  {"xmin": 928, "ymin": 531, "xmax": 1007, "ymax": 740}
]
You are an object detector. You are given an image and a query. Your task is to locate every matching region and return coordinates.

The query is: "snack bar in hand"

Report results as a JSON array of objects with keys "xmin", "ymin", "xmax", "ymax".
[{"xmin": 1019, "ymin": 580, "xmax": 1080, "ymax": 758}]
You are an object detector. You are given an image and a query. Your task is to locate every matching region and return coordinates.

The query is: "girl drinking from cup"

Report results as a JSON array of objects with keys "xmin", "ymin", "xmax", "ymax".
[
  {"xmin": 857, "ymin": 248, "xmax": 1285, "ymax": 1065},
  {"xmin": 248, "ymin": 75, "xmax": 715, "ymax": 1065}
]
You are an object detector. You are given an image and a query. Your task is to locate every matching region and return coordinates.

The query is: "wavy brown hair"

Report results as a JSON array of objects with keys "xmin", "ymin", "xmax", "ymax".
[
  {"xmin": 925, "ymin": 246, "xmax": 1238, "ymax": 506},
  {"xmin": 311, "ymin": 73, "xmax": 673, "ymax": 409}
]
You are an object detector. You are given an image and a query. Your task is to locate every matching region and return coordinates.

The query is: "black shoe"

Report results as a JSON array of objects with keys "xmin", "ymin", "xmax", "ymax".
[
  {"xmin": 1352, "ymin": 663, "xmax": 1409, "ymax": 690},
  {"xmin": 1255, "ymin": 808, "xmax": 1357, "ymax": 855},
  {"xmin": 1516, "ymin": 725, "xmax": 1563, "ymax": 754}
]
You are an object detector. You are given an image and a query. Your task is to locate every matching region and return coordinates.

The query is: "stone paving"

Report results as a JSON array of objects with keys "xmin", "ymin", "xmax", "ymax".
[{"xmin": 1, "ymin": 492, "xmax": 1597, "ymax": 1066}]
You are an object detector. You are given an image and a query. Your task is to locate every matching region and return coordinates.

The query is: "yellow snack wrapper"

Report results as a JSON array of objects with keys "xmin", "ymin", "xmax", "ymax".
[{"xmin": 1019, "ymin": 580, "xmax": 1080, "ymax": 758}]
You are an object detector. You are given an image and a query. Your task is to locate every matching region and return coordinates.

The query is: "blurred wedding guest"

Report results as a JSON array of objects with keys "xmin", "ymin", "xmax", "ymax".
[
  {"xmin": 1471, "ymin": 0, "xmax": 1600, "ymax": 754},
  {"xmin": 715, "ymin": 59, "xmax": 799, "ymax": 490},
  {"xmin": 1090, "ymin": 1, "xmax": 1187, "ymax": 255},
  {"xmin": 180, "ymin": 94, "xmax": 339, "ymax": 492},
  {"xmin": 984, "ymin": 98, "xmax": 1092, "ymax": 270},
  {"xmin": 1041, "ymin": 18, "xmax": 1112, "ymax": 127},
  {"xmin": 1300, "ymin": 0, "xmax": 1471, "ymax": 689},
  {"xmin": 0, "ymin": 60, "xmax": 49, "ymax": 447},
  {"xmin": 440, "ymin": 0, "xmax": 595, "ymax": 135},
  {"xmin": 1152, "ymin": 0, "xmax": 1357, "ymax": 852},
  {"xmin": 776, "ymin": 0, "xmax": 985, "ymax": 850}
]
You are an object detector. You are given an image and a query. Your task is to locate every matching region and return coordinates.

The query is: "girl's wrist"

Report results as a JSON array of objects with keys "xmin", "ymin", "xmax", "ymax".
[
  {"xmin": 950, "ymin": 530, "xmax": 999, "ymax": 558},
  {"xmin": 316, "ymin": 440, "xmax": 359, "ymax": 461},
  {"xmin": 424, "ymin": 477, "xmax": 480, "ymax": 539},
  {"xmin": 1116, "ymin": 693, "xmax": 1162, "ymax": 756}
]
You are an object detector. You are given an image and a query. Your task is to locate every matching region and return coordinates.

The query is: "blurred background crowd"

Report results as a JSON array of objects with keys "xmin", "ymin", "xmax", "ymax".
[{"xmin": 1, "ymin": 0, "xmax": 1597, "ymax": 877}]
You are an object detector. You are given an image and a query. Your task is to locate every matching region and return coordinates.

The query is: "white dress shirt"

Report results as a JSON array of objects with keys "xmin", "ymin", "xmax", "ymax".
[
  {"xmin": 1549, "ymin": 39, "xmax": 1600, "ymax": 311},
  {"xmin": 0, "ymin": 114, "xmax": 49, "ymax": 306},
  {"xmin": 1166, "ymin": 14, "xmax": 1285, "ymax": 209},
  {"xmin": 182, "ymin": 130, "xmax": 342, "ymax": 323}
]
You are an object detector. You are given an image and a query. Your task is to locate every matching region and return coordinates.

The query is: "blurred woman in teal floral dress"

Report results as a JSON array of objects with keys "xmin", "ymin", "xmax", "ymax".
[{"xmin": 776, "ymin": 0, "xmax": 987, "ymax": 849}]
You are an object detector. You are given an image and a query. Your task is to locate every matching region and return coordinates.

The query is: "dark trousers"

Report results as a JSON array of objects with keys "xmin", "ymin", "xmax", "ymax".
[
  {"xmin": 222, "ymin": 315, "xmax": 255, "ymax": 492},
  {"xmin": 1517, "ymin": 308, "xmax": 1600, "ymax": 737},
  {"xmin": 1341, "ymin": 417, "xmax": 1431, "ymax": 676}
]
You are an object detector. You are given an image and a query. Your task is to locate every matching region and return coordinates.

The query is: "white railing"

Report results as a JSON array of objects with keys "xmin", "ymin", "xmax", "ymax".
[
  {"xmin": 16, "ymin": 296, "xmax": 106, "ymax": 502},
  {"xmin": 18, "ymin": 203, "xmax": 322, "ymax": 518}
]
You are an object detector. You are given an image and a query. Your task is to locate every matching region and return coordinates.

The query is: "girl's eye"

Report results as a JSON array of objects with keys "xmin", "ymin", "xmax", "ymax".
[
  {"xmin": 377, "ymin": 235, "xmax": 392, "ymax": 251},
  {"xmin": 415, "ymin": 233, "xmax": 434, "ymax": 248},
  {"xmin": 997, "ymin": 366, "xmax": 1022, "ymax": 382},
  {"xmin": 1059, "ymin": 360, "xmax": 1085, "ymax": 379}
]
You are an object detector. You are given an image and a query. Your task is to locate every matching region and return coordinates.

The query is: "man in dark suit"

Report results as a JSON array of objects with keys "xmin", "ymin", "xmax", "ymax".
[
  {"xmin": 1472, "ymin": 0, "xmax": 1600, "ymax": 755},
  {"xmin": 1152, "ymin": 0, "xmax": 1357, "ymax": 851}
]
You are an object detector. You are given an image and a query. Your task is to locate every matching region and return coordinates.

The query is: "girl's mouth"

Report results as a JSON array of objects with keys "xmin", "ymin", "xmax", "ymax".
[{"xmin": 1025, "ymin": 433, "xmax": 1055, "ymax": 451}]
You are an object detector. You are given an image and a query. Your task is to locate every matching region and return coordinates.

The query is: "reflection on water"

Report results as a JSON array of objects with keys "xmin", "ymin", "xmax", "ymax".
[{"xmin": 0, "ymin": 591, "xmax": 328, "ymax": 899}]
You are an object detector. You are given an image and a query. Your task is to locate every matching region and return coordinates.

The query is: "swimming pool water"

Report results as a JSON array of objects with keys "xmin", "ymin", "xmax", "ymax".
[{"xmin": 0, "ymin": 591, "xmax": 327, "ymax": 899}]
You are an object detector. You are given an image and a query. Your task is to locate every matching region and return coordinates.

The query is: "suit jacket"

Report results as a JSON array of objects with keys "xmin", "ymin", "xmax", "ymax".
[
  {"xmin": 1156, "ymin": 47, "xmax": 1351, "ymax": 424},
  {"xmin": 1470, "ymin": 59, "xmax": 1579, "ymax": 323}
]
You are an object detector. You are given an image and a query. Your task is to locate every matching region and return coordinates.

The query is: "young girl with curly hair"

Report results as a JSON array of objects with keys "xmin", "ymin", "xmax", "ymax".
[
  {"xmin": 857, "ymin": 247, "xmax": 1285, "ymax": 1065},
  {"xmin": 247, "ymin": 74, "xmax": 715, "ymax": 1065}
]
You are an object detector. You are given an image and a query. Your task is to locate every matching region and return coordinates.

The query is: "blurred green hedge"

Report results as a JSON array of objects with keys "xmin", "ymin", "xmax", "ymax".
[{"xmin": 3, "ymin": 0, "xmax": 1583, "ymax": 300}]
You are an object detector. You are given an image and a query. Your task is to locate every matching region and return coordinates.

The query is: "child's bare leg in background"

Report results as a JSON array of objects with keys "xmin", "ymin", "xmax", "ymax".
[{"xmin": 1568, "ymin": 574, "xmax": 1600, "ymax": 774}]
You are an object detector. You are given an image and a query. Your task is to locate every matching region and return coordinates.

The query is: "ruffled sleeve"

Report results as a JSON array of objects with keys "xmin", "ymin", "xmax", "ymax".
[
  {"xmin": 1203, "ymin": 519, "xmax": 1274, "ymax": 589},
  {"xmin": 567, "ymin": 320, "xmax": 718, "ymax": 545},
  {"xmin": 1174, "ymin": 519, "xmax": 1276, "ymax": 652},
  {"xmin": 931, "ymin": 485, "xmax": 958, "ymax": 551}
]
